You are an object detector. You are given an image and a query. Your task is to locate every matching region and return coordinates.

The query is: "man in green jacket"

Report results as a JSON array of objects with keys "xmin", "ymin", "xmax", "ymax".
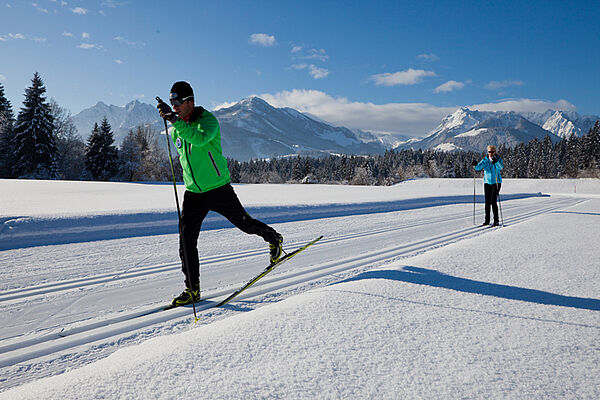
[{"xmin": 158, "ymin": 81, "xmax": 283, "ymax": 307}]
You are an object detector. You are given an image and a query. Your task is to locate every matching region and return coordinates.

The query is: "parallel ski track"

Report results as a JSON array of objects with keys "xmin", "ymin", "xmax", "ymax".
[
  {"xmin": 0, "ymin": 196, "xmax": 584, "ymax": 370},
  {"xmin": 0, "ymin": 196, "xmax": 568, "ymax": 303}
]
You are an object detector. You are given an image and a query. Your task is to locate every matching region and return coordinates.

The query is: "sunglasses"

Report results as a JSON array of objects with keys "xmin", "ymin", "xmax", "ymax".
[
  {"xmin": 170, "ymin": 96, "xmax": 193, "ymax": 106},
  {"xmin": 488, "ymin": 151, "xmax": 496, "ymax": 154}
]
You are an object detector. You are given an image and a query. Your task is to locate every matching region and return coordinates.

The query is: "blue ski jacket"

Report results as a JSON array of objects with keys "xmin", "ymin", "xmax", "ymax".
[{"xmin": 475, "ymin": 156, "xmax": 503, "ymax": 184}]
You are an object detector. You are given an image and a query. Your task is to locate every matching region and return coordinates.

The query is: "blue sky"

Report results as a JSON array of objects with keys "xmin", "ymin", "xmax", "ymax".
[{"xmin": 1, "ymin": 0, "xmax": 598, "ymax": 137}]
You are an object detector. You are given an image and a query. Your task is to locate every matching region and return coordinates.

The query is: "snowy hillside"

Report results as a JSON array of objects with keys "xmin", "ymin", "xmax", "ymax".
[{"xmin": 0, "ymin": 178, "xmax": 599, "ymax": 398}]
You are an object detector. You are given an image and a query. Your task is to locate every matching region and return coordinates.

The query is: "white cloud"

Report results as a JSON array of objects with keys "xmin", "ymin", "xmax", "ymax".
[
  {"xmin": 257, "ymin": 89, "xmax": 455, "ymax": 136},
  {"xmin": 249, "ymin": 33, "xmax": 276, "ymax": 47},
  {"xmin": 0, "ymin": 74, "xmax": 6, "ymax": 81},
  {"xmin": 370, "ymin": 69, "xmax": 436, "ymax": 86},
  {"xmin": 114, "ymin": 36, "xmax": 145, "ymax": 47},
  {"xmin": 102, "ymin": 0, "xmax": 124, "ymax": 8},
  {"xmin": 31, "ymin": 37, "xmax": 47, "ymax": 43},
  {"xmin": 292, "ymin": 64, "xmax": 329, "ymax": 79},
  {"xmin": 62, "ymin": 31, "xmax": 74, "ymax": 37},
  {"xmin": 32, "ymin": 3, "xmax": 49, "ymax": 13},
  {"xmin": 469, "ymin": 98, "xmax": 576, "ymax": 113},
  {"xmin": 291, "ymin": 45, "xmax": 303, "ymax": 53},
  {"xmin": 434, "ymin": 80, "xmax": 465, "ymax": 93},
  {"xmin": 485, "ymin": 80, "xmax": 524, "ymax": 90},
  {"xmin": 114, "ymin": 59, "xmax": 123, "ymax": 64},
  {"xmin": 8, "ymin": 33, "xmax": 26, "ymax": 40},
  {"xmin": 246, "ymin": 90, "xmax": 578, "ymax": 137},
  {"xmin": 82, "ymin": 32, "xmax": 90, "ymax": 40},
  {"xmin": 71, "ymin": 7, "xmax": 88, "ymax": 14},
  {"xmin": 77, "ymin": 43, "xmax": 102, "ymax": 49},
  {"xmin": 418, "ymin": 53, "xmax": 439, "ymax": 62}
]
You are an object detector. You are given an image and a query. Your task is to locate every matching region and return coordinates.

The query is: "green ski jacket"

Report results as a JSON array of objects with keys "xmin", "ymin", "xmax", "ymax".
[{"xmin": 171, "ymin": 107, "xmax": 231, "ymax": 193}]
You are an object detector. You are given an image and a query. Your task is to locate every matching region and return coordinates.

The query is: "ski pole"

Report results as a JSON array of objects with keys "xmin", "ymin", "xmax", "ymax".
[
  {"xmin": 156, "ymin": 96, "xmax": 199, "ymax": 322},
  {"xmin": 494, "ymin": 164, "xmax": 504, "ymax": 226},
  {"xmin": 473, "ymin": 167, "xmax": 476, "ymax": 225}
]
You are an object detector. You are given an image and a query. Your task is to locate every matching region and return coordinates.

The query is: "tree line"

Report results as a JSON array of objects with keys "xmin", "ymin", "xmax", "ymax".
[
  {"xmin": 0, "ymin": 73, "xmax": 178, "ymax": 181},
  {"xmin": 230, "ymin": 123, "xmax": 600, "ymax": 185},
  {"xmin": 1, "ymin": 73, "xmax": 599, "ymax": 184}
]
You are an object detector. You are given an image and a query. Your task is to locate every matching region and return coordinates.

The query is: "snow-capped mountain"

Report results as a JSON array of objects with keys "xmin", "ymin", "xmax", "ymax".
[
  {"xmin": 72, "ymin": 97, "xmax": 386, "ymax": 161},
  {"xmin": 72, "ymin": 99, "xmax": 598, "ymax": 157},
  {"xmin": 72, "ymin": 100, "xmax": 163, "ymax": 144},
  {"xmin": 398, "ymin": 107, "xmax": 597, "ymax": 152},
  {"xmin": 520, "ymin": 110, "xmax": 598, "ymax": 139},
  {"xmin": 213, "ymin": 97, "xmax": 385, "ymax": 160}
]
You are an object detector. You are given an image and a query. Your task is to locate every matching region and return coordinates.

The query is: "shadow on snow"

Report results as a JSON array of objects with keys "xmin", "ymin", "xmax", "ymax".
[
  {"xmin": 340, "ymin": 266, "xmax": 600, "ymax": 311},
  {"xmin": 0, "ymin": 192, "xmax": 547, "ymax": 250}
]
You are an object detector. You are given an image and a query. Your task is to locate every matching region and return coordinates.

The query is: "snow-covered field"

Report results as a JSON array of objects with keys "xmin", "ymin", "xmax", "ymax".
[{"xmin": 1, "ymin": 178, "xmax": 599, "ymax": 399}]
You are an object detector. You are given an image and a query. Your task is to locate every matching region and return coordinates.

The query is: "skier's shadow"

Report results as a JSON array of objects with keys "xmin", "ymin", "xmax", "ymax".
[{"xmin": 341, "ymin": 266, "xmax": 600, "ymax": 311}]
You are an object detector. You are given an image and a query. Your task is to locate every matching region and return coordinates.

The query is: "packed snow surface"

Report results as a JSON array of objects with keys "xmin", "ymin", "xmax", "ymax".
[{"xmin": 0, "ymin": 178, "xmax": 599, "ymax": 399}]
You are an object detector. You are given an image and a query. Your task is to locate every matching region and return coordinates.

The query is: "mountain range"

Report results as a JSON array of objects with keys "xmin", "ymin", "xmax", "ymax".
[
  {"xmin": 71, "ymin": 98, "xmax": 599, "ymax": 160},
  {"xmin": 397, "ymin": 107, "xmax": 599, "ymax": 152}
]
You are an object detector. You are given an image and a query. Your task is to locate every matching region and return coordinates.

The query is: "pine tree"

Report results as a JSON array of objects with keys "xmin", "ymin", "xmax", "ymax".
[
  {"xmin": 0, "ymin": 83, "xmax": 16, "ymax": 178},
  {"xmin": 12, "ymin": 73, "xmax": 58, "ymax": 178},
  {"xmin": 85, "ymin": 117, "xmax": 119, "ymax": 180}
]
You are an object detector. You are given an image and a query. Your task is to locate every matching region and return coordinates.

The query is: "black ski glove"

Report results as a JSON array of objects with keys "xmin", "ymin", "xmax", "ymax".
[
  {"xmin": 471, "ymin": 159, "xmax": 478, "ymax": 166},
  {"xmin": 157, "ymin": 102, "xmax": 177, "ymax": 123},
  {"xmin": 491, "ymin": 155, "xmax": 498, "ymax": 163}
]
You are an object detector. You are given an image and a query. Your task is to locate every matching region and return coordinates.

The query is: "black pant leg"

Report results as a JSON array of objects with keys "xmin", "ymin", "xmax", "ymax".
[
  {"xmin": 209, "ymin": 184, "xmax": 279, "ymax": 243},
  {"xmin": 491, "ymin": 183, "xmax": 501, "ymax": 223},
  {"xmin": 179, "ymin": 191, "xmax": 209, "ymax": 289},
  {"xmin": 484, "ymin": 184, "xmax": 492, "ymax": 224}
]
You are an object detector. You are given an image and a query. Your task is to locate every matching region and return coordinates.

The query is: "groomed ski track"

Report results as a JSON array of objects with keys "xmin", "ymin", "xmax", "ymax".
[{"xmin": 0, "ymin": 194, "xmax": 585, "ymax": 389}]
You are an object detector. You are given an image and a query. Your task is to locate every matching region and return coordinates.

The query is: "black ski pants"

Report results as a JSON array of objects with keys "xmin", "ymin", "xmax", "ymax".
[
  {"xmin": 178, "ymin": 184, "xmax": 279, "ymax": 290},
  {"xmin": 484, "ymin": 183, "xmax": 501, "ymax": 224}
]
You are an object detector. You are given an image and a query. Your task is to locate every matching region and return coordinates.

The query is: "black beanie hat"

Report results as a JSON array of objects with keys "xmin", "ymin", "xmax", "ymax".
[{"xmin": 169, "ymin": 81, "xmax": 194, "ymax": 102}]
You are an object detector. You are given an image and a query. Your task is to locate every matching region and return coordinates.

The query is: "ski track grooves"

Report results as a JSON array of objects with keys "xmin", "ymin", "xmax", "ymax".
[{"xmin": 0, "ymin": 196, "xmax": 583, "ymax": 370}]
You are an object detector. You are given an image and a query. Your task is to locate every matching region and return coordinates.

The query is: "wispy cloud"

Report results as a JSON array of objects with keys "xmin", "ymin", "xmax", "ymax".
[
  {"xmin": 114, "ymin": 36, "xmax": 146, "ymax": 47},
  {"xmin": 291, "ymin": 46, "xmax": 329, "ymax": 62},
  {"xmin": 102, "ymin": 0, "xmax": 122, "ymax": 7},
  {"xmin": 77, "ymin": 43, "xmax": 103, "ymax": 50},
  {"xmin": 434, "ymin": 80, "xmax": 467, "ymax": 93},
  {"xmin": 418, "ymin": 53, "xmax": 439, "ymax": 62},
  {"xmin": 292, "ymin": 64, "xmax": 329, "ymax": 79},
  {"xmin": 1, "ymin": 33, "xmax": 26, "ymax": 41},
  {"xmin": 370, "ymin": 69, "xmax": 436, "ymax": 86},
  {"xmin": 71, "ymin": 7, "xmax": 88, "ymax": 15},
  {"xmin": 469, "ymin": 98, "xmax": 575, "ymax": 113},
  {"xmin": 82, "ymin": 32, "xmax": 90, "ymax": 40},
  {"xmin": 249, "ymin": 33, "xmax": 276, "ymax": 47},
  {"xmin": 0, "ymin": 74, "xmax": 6, "ymax": 81},
  {"xmin": 485, "ymin": 80, "xmax": 524, "ymax": 90},
  {"xmin": 114, "ymin": 59, "xmax": 123, "ymax": 64},
  {"xmin": 31, "ymin": 37, "xmax": 47, "ymax": 43},
  {"xmin": 62, "ymin": 31, "xmax": 74, "ymax": 37},
  {"xmin": 32, "ymin": 3, "xmax": 49, "ymax": 13}
]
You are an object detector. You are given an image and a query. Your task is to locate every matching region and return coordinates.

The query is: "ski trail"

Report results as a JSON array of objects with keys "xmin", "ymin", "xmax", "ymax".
[
  {"xmin": 0, "ymin": 195, "xmax": 582, "ymax": 374},
  {"xmin": 0, "ymin": 196, "xmax": 572, "ymax": 302}
]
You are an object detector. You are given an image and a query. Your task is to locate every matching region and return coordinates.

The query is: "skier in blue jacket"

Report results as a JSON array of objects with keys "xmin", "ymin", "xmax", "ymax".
[{"xmin": 472, "ymin": 145, "xmax": 503, "ymax": 226}]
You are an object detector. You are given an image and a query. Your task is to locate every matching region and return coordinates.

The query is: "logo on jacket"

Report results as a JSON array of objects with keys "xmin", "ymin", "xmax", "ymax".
[{"xmin": 176, "ymin": 137, "xmax": 182, "ymax": 149}]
